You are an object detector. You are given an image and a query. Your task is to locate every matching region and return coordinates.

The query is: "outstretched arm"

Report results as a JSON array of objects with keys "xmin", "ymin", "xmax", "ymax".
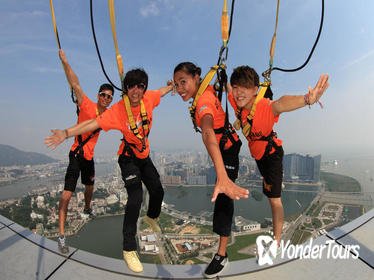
[
  {"xmin": 59, "ymin": 49, "xmax": 85, "ymax": 105},
  {"xmin": 272, "ymin": 74, "xmax": 329, "ymax": 117},
  {"xmin": 45, "ymin": 119, "xmax": 100, "ymax": 150},
  {"xmin": 159, "ymin": 80, "xmax": 174, "ymax": 97},
  {"xmin": 200, "ymin": 114, "xmax": 249, "ymax": 202}
]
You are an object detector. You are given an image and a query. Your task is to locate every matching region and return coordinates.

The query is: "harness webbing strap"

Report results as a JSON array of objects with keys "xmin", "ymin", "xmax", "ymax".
[
  {"xmin": 221, "ymin": 0, "xmax": 229, "ymax": 47},
  {"xmin": 108, "ymin": 0, "xmax": 124, "ymax": 82},
  {"xmin": 122, "ymin": 95, "xmax": 149, "ymax": 140},
  {"xmin": 269, "ymin": 0, "xmax": 280, "ymax": 69},
  {"xmin": 189, "ymin": 65, "xmax": 220, "ymax": 132},
  {"xmin": 74, "ymin": 108, "xmax": 101, "ymax": 156},
  {"xmin": 49, "ymin": 0, "xmax": 61, "ymax": 49},
  {"xmin": 233, "ymin": 82, "xmax": 269, "ymax": 137}
]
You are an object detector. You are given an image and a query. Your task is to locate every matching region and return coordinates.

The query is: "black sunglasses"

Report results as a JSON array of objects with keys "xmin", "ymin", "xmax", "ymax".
[
  {"xmin": 127, "ymin": 83, "xmax": 146, "ymax": 91},
  {"xmin": 99, "ymin": 92, "xmax": 113, "ymax": 99}
]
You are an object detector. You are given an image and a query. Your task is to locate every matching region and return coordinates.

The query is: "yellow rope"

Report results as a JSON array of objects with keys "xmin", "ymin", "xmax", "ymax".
[
  {"xmin": 221, "ymin": 0, "xmax": 229, "ymax": 47},
  {"xmin": 49, "ymin": 0, "xmax": 61, "ymax": 49},
  {"xmin": 108, "ymin": 0, "xmax": 124, "ymax": 82},
  {"xmin": 269, "ymin": 0, "xmax": 280, "ymax": 68}
]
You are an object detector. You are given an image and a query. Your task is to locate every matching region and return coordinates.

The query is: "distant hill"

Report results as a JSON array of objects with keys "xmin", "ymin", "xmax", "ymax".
[{"xmin": 0, "ymin": 144, "xmax": 59, "ymax": 167}]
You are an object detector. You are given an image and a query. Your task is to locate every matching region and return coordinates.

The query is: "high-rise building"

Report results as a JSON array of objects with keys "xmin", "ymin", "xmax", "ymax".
[
  {"xmin": 206, "ymin": 166, "xmax": 216, "ymax": 185},
  {"xmin": 283, "ymin": 153, "xmax": 321, "ymax": 183}
]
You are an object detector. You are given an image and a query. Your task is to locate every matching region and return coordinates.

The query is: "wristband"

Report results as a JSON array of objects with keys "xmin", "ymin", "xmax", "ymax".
[
  {"xmin": 304, "ymin": 94, "xmax": 311, "ymax": 109},
  {"xmin": 64, "ymin": 129, "xmax": 69, "ymax": 139}
]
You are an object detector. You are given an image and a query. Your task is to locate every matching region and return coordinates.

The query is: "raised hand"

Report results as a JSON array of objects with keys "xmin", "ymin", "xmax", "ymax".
[
  {"xmin": 59, "ymin": 49, "xmax": 67, "ymax": 64},
  {"xmin": 45, "ymin": 129, "xmax": 67, "ymax": 150},
  {"xmin": 308, "ymin": 74, "xmax": 329, "ymax": 105},
  {"xmin": 211, "ymin": 177, "xmax": 249, "ymax": 202}
]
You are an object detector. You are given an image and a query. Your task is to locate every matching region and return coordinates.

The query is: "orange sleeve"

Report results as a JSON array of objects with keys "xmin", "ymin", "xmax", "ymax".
[
  {"xmin": 195, "ymin": 95, "xmax": 215, "ymax": 124},
  {"xmin": 96, "ymin": 100, "xmax": 124, "ymax": 132},
  {"xmin": 269, "ymin": 100, "xmax": 280, "ymax": 123},
  {"xmin": 144, "ymin": 90, "xmax": 161, "ymax": 109},
  {"xmin": 228, "ymin": 91, "xmax": 237, "ymax": 112},
  {"xmin": 79, "ymin": 93, "xmax": 94, "ymax": 112}
]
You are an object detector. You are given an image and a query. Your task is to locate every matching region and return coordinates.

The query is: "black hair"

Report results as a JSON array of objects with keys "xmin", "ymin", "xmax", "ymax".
[
  {"xmin": 123, "ymin": 68, "xmax": 148, "ymax": 94},
  {"xmin": 174, "ymin": 62, "xmax": 202, "ymax": 77},
  {"xmin": 230, "ymin": 66, "xmax": 273, "ymax": 100},
  {"xmin": 99, "ymin": 83, "xmax": 114, "ymax": 95},
  {"xmin": 230, "ymin": 66, "xmax": 259, "ymax": 88}
]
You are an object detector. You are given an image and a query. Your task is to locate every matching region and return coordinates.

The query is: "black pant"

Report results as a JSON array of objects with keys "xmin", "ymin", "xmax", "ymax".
[
  {"xmin": 118, "ymin": 155, "xmax": 164, "ymax": 251},
  {"xmin": 256, "ymin": 145, "xmax": 284, "ymax": 198},
  {"xmin": 64, "ymin": 151, "xmax": 95, "ymax": 192},
  {"xmin": 213, "ymin": 140, "xmax": 241, "ymax": 237}
]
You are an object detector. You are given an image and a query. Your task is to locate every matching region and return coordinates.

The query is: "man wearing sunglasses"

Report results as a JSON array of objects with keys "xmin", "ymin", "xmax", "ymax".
[
  {"xmin": 46, "ymin": 68, "xmax": 173, "ymax": 272},
  {"xmin": 56, "ymin": 50, "xmax": 114, "ymax": 254}
]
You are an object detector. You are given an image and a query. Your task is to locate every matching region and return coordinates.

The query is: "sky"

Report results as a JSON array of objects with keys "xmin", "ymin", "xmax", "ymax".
[{"xmin": 1, "ymin": 0, "xmax": 374, "ymax": 160}]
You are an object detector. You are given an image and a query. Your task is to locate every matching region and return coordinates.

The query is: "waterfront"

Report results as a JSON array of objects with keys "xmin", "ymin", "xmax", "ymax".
[
  {"xmin": 0, "ymin": 162, "xmax": 116, "ymax": 200},
  {"xmin": 2, "ymin": 155, "xmax": 373, "ymax": 261},
  {"xmin": 64, "ymin": 183, "xmax": 318, "ymax": 260}
]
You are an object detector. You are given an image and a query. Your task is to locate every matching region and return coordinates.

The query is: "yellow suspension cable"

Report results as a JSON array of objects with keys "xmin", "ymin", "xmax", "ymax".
[
  {"xmin": 221, "ymin": 0, "xmax": 229, "ymax": 48},
  {"xmin": 108, "ymin": 0, "xmax": 124, "ymax": 83}
]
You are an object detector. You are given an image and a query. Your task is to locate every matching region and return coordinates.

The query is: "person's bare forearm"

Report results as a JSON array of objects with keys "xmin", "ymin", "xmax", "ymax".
[
  {"xmin": 65, "ymin": 119, "xmax": 100, "ymax": 138},
  {"xmin": 59, "ymin": 50, "xmax": 84, "ymax": 104},
  {"xmin": 272, "ymin": 95, "xmax": 305, "ymax": 116}
]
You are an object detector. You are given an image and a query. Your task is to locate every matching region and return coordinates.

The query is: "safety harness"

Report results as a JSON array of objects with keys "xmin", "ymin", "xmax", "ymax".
[
  {"xmin": 49, "ymin": 0, "xmax": 102, "ymax": 158},
  {"xmin": 188, "ymin": 0, "xmax": 239, "ymax": 151},
  {"xmin": 73, "ymin": 108, "xmax": 102, "ymax": 157},
  {"xmin": 233, "ymin": 82, "xmax": 278, "ymax": 157},
  {"xmin": 120, "ymin": 95, "xmax": 150, "ymax": 156}
]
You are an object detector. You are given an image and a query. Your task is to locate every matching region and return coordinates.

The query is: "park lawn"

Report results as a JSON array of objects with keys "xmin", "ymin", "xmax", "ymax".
[
  {"xmin": 311, "ymin": 203, "xmax": 324, "ymax": 217},
  {"xmin": 226, "ymin": 233, "xmax": 262, "ymax": 261},
  {"xmin": 323, "ymin": 219, "xmax": 333, "ymax": 225},
  {"xmin": 291, "ymin": 229, "xmax": 303, "ymax": 245},
  {"xmin": 158, "ymin": 211, "xmax": 177, "ymax": 229},
  {"xmin": 203, "ymin": 252, "xmax": 213, "ymax": 259},
  {"xmin": 321, "ymin": 171, "xmax": 361, "ymax": 192},
  {"xmin": 196, "ymin": 224, "xmax": 214, "ymax": 235},
  {"xmin": 299, "ymin": 231, "xmax": 312, "ymax": 244},
  {"xmin": 139, "ymin": 254, "xmax": 161, "ymax": 264}
]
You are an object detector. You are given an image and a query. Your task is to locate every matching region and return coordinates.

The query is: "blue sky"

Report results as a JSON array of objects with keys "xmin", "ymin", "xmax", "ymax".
[{"xmin": 1, "ymin": 0, "xmax": 374, "ymax": 159}]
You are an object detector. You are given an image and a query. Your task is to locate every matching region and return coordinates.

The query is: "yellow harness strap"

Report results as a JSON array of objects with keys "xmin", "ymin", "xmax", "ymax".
[
  {"xmin": 123, "ymin": 95, "xmax": 148, "ymax": 140},
  {"xmin": 221, "ymin": 0, "xmax": 229, "ymax": 48},
  {"xmin": 49, "ymin": 0, "xmax": 77, "ymax": 99},
  {"xmin": 189, "ymin": 65, "xmax": 220, "ymax": 125},
  {"xmin": 233, "ymin": 82, "xmax": 269, "ymax": 137},
  {"xmin": 269, "ymin": 0, "xmax": 280, "ymax": 69},
  {"xmin": 108, "ymin": 0, "xmax": 124, "ymax": 81},
  {"xmin": 49, "ymin": 0, "xmax": 61, "ymax": 49}
]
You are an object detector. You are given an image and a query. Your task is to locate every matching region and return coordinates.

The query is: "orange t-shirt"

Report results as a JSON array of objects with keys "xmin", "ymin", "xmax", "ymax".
[
  {"xmin": 96, "ymin": 90, "xmax": 161, "ymax": 159},
  {"xmin": 195, "ymin": 85, "xmax": 239, "ymax": 150},
  {"xmin": 70, "ymin": 94, "xmax": 102, "ymax": 161},
  {"xmin": 229, "ymin": 92, "xmax": 282, "ymax": 160}
]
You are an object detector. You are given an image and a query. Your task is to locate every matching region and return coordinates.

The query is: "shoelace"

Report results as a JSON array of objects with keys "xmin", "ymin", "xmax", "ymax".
[
  {"xmin": 128, "ymin": 251, "xmax": 138, "ymax": 264},
  {"xmin": 59, "ymin": 237, "xmax": 66, "ymax": 247}
]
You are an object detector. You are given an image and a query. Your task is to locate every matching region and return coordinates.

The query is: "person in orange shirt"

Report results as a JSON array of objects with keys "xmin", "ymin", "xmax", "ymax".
[
  {"xmin": 173, "ymin": 62, "xmax": 249, "ymax": 278},
  {"xmin": 57, "ymin": 50, "xmax": 114, "ymax": 254},
  {"xmin": 45, "ymin": 68, "xmax": 173, "ymax": 273},
  {"xmin": 229, "ymin": 65, "xmax": 329, "ymax": 257}
]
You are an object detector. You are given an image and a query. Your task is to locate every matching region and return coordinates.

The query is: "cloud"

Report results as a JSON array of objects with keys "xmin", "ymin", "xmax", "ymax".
[
  {"xmin": 341, "ymin": 49, "xmax": 374, "ymax": 70},
  {"xmin": 7, "ymin": 10, "xmax": 48, "ymax": 19},
  {"xmin": 0, "ymin": 44, "xmax": 55, "ymax": 55},
  {"xmin": 33, "ymin": 67, "xmax": 62, "ymax": 73},
  {"xmin": 139, "ymin": 2, "xmax": 160, "ymax": 17}
]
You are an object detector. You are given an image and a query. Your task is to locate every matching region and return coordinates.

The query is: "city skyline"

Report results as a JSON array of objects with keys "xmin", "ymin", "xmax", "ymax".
[{"xmin": 1, "ymin": 1, "xmax": 374, "ymax": 158}]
